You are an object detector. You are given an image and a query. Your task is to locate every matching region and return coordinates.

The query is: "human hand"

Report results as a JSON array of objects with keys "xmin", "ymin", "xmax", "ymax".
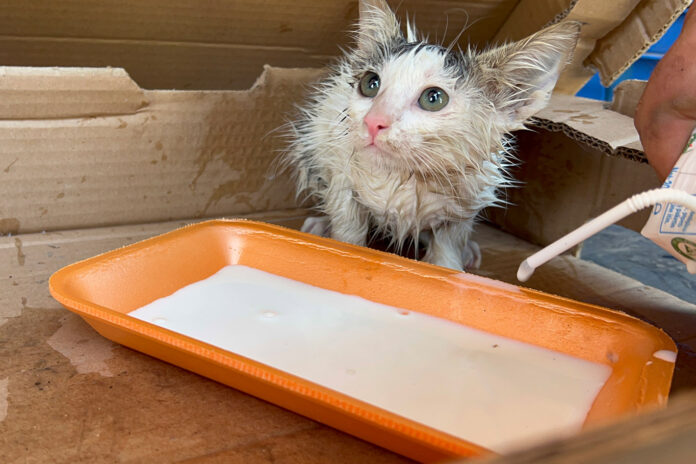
[{"xmin": 635, "ymin": 8, "xmax": 696, "ymax": 181}]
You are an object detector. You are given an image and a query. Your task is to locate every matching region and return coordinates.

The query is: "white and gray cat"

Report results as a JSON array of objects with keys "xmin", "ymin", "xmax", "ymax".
[{"xmin": 285, "ymin": 0, "xmax": 580, "ymax": 270}]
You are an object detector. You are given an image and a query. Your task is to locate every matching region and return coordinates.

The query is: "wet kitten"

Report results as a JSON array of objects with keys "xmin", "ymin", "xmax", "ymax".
[{"xmin": 285, "ymin": 0, "xmax": 580, "ymax": 270}]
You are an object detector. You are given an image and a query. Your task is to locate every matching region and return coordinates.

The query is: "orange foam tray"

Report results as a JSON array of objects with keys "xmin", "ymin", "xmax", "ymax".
[{"xmin": 49, "ymin": 220, "xmax": 676, "ymax": 462}]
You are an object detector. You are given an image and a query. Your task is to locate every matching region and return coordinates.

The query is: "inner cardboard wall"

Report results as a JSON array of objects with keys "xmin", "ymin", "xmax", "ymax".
[
  {"xmin": 0, "ymin": 66, "xmax": 324, "ymax": 235},
  {"xmin": 0, "ymin": 0, "xmax": 520, "ymax": 90},
  {"xmin": 1, "ymin": 0, "xmax": 689, "ymax": 94},
  {"xmin": 487, "ymin": 128, "xmax": 660, "ymax": 246}
]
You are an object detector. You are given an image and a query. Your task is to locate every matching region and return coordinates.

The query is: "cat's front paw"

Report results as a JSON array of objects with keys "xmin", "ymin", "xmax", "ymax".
[
  {"xmin": 462, "ymin": 240, "xmax": 481, "ymax": 270},
  {"xmin": 301, "ymin": 216, "xmax": 331, "ymax": 238}
]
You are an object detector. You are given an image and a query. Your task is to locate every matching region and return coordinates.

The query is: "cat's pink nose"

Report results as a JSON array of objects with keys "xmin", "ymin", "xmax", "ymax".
[{"xmin": 364, "ymin": 113, "xmax": 390, "ymax": 142}]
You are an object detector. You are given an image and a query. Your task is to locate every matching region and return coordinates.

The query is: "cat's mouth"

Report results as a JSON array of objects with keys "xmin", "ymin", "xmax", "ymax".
[
  {"xmin": 358, "ymin": 142, "xmax": 413, "ymax": 172},
  {"xmin": 361, "ymin": 139, "xmax": 394, "ymax": 157},
  {"xmin": 363, "ymin": 143, "xmax": 385, "ymax": 154},
  {"xmin": 360, "ymin": 144, "xmax": 400, "ymax": 166}
]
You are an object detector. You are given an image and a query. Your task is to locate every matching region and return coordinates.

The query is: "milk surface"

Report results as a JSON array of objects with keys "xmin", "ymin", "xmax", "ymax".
[{"xmin": 130, "ymin": 265, "xmax": 611, "ymax": 452}]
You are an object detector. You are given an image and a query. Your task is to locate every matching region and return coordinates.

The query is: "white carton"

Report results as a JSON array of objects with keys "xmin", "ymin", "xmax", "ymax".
[{"xmin": 641, "ymin": 130, "xmax": 696, "ymax": 273}]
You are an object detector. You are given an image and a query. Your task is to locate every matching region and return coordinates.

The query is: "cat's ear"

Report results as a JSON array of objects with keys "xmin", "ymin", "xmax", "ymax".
[
  {"xmin": 475, "ymin": 21, "xmax": 581, "ymax": 130},
  {"xmin": 357, "ymin": 0, "xmax": 403, "ymax": 52}
]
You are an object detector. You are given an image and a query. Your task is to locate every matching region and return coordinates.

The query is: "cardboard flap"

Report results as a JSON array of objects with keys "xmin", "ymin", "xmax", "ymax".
[
  {"xmin": 530, "ymin": 93, "xmax": 645, "ymax": 161},
  {"xmin": 0, "ymin": 65, "xmax": 324, "ymax": 234},
  {"xmin": 0, "ymin": 66, "xmax": 146, "ymax": 119},
  {"xmin": 493, "ymin": 0, "xmax": 686, "ymax": 94},
  {"xmin": 609, "ymin": 79, "xmax": 647, "ymax": 118},
  {"xmin": 555, "ymin": 0, "xmax": 644, "ymax": 93},
  {"xmin": 588, "ymin": 0, "xmax": 690, "ymax": 87},
  {"xmin": 493, "ymin": 0, "xmax": 576, "ymax": 42},
  {"xmin": 493, "ymin": 0, "xmax": 643, "ymax": 94}
]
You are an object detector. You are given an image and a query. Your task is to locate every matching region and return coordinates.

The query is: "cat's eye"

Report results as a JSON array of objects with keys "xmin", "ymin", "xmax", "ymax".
[
  {"xmin": 359, "ymin": 71, "xmax": 380, "ymax": 98},
  {"xmin": 418, "ymin": 87, "xmax": 449, "ymax": 111}
]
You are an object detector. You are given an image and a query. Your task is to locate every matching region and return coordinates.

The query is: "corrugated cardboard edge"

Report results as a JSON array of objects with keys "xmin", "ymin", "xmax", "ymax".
[
  {"xmin": 588, "ymin": 0, "xmax": 691, "ymax": 87},
  {"xmin": 0, "ymin": 66, "xmax": 146, "ymax": 119},
  {"xmin": 528, "ymin": 93, "xmax": 645, "ymax": 162},
  {"xmin": 486, "ymin": 128, "xmax": 659, "ymax": 248},
  {"xmin": 492, "ymin": 0, "xmax": 577, "ymax": 43},
  {"xmin": 609, "ymin": 79, "xmax": 647, "ymax": 118},
  {"xmin": 0, "ymin": 65, "xmax": 326, "ymax": 235},
  {"xmin": 494, "ymin": 0, "xmax": 688, "ymax": 94},
  {"xmin": 553, "ymin": 0, "xmax": 643, "ymax": 94},
  {"xmin": 493, "ymin": 0, "xmax": 639, "ymax": 94}
]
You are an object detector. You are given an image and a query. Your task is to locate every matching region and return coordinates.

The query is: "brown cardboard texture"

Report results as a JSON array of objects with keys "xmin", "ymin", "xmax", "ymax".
[
  {"xmin": 609, "ymin": 79, "xmax": 648, "ymax": 118},
  {"xmin": 588, "ymin": 0, "xmax": 691, "ymax": 87},
  {"xmin": 492, "ymin": 0, "xmax": 642, "ymax": 93},
  {"xmin": 531, "ymin": 93, "xmax": 645, "ymax": 161},
  {"xmin": 0, "ymin": 0, "xmax": 685, "ymax": 92},
  {"xmin": 489, "ymin": 0, "xmax": 689, "ymax": 93},
  {"xmin": 0, "ymin": 0, "xmax": 519, "ymax": 91},
  {"xmin": 0, "ymin": 65, "xmax": 324, "ymax": 235},
  {"xmin": 486, "ymin": 127, "xmax": 660, "ymax": 247},
  {"xmin": 483, "ymin": 90, "xmax": 664, "ymax": 247}
]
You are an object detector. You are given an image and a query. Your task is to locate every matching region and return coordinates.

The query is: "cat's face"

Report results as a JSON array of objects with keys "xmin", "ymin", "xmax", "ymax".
[
  {"xmin": 340, "ymin": 0, "xmax": 580, "ymax": 176},
  {"xmin": 347, "ymin": 46, "xmax": 473, "ymax": 173}
]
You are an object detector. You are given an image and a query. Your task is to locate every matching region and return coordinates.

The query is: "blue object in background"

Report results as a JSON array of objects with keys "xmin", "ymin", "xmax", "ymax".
[{"xmin": 576, "ymin": 12, "xmax": 686, "ymax": 101}]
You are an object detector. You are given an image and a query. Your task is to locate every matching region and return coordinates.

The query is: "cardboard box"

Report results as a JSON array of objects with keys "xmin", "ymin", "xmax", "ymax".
[
  {"xmin": 1, "ymin": 1, "xmax": 695, "ymax": 462},
  {"xmin": 0, "ymin": 0, "xmax": 689, "ymax": 93},
  {"xmin": 486, "ymin": 88, "xmax": 662, "ymax": 246}
]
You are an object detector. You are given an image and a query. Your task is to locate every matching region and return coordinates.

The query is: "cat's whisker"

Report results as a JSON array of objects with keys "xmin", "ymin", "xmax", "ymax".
[{"xmin": 444, "ymin": 16, "xmax": 469, "ymax": 54}]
